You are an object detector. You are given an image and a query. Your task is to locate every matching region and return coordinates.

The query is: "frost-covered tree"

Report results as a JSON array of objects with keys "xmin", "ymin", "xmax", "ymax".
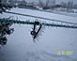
[
  {"xmin": 67, "ymin": 1, "xmax": 73, "ymax": 9},
  {"xmin": 38, "ymin": 0, "xmax": 50, "ymax": 9}
]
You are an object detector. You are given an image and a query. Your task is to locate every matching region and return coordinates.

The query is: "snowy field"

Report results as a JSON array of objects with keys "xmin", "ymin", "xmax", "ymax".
[
  {"xmin": 30, "ymin": 8, "xmax": 77, "ymax": 17},
  {"xmin": 0, "ymin": 8, "xmax": 77, "ymax": 61}
]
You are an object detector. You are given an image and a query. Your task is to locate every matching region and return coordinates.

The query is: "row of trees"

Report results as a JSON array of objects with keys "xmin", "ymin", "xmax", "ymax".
[
  {"xmin": 38, "ymin": 0, "xmax": 77, "ymax": 9},
  {"xmin": 61, "ymin": 1, "xmax": 77, "ymax": 9},
  {"xmin": 1, "ymin": 0, "xmax": 77, "ymax": 9}
]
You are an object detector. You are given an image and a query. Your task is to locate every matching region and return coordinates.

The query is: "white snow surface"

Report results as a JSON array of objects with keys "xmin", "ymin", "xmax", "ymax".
[{"xmin": 0, "ymin": 8, "xmax": 77, "ymax": 61}]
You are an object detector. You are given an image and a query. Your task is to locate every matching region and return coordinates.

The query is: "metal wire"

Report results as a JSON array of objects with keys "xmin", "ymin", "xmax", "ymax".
[{"xmin": 0, "ymin": 18, "xmax": 77, "ymax": 29}]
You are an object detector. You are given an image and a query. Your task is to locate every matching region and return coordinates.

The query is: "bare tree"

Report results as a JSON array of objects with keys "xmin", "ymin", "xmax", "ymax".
[
  {"xmin": 67, "ymin": 1, "xmax": 73, "ymax": 9},
  {"xmin": 38, "ymin": 0, "xmax": 50, "ymax": 9},
  {"xmin": 45, "ymin": 0, "xmax": 49, "ymax": 8},
  {"xmin": 38, "ymin": 0, "xmax": 44, "ymax": 7}
]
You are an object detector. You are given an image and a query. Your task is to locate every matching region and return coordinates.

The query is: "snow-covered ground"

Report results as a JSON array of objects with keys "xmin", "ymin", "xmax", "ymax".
[
  {"xmin": 0, "ymin": 8, "xmax": 77, "ymax": 61},
  {"xmin": 25, "ymin": 7, "xmax": 77, "ymax": 17},
  {"xmin": 46, "ymin": 9, "xmax": 77, "ymax": 17}
]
